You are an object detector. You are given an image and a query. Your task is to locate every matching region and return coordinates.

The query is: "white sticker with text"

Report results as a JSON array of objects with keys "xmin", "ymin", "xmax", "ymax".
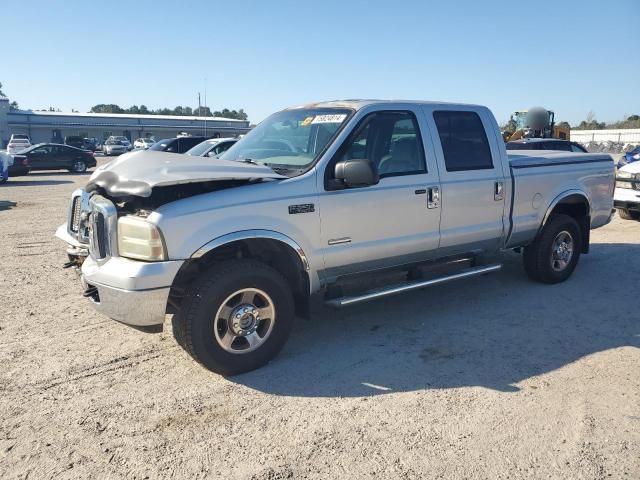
[{"xmin": 311, "ymin": 114, "xmax": 347, "ymax": 124}]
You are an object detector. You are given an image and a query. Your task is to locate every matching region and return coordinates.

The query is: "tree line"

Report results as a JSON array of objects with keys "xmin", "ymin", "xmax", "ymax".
[{"xmin": 89, "ymin": 104, "xmax": 248, "ymax": 120}]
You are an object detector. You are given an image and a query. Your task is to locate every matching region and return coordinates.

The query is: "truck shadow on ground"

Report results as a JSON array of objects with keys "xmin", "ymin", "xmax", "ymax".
[
  {"xmin": 231, "ymin": 242, "xmax": 640, "ymax": 397},
  {"xmin": 3, "ymin": 179, "xmax": 74, "ymax": 187}
]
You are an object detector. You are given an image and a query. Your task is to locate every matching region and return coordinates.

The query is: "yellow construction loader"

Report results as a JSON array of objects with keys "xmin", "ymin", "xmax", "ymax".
[{"xmin": 502, "ymin": 107, "xmax": 570, "ymax": 142}]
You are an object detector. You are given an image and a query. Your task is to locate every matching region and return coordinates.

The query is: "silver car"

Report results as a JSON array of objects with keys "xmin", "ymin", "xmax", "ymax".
[{"xmin": 102, "ymin": 140, "xmax": 128, "ymax": 156}]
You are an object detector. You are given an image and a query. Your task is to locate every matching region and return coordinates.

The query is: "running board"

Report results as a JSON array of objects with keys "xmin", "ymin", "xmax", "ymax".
[{"xmin": 325, "ymin": 264, "xmax": 502, "ymax": 308}]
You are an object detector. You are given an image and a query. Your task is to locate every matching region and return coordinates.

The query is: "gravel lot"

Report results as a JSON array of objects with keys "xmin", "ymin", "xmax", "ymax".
[{"xmin": 1, "ymin": 161, "xmax": 639, "ymax": 479}]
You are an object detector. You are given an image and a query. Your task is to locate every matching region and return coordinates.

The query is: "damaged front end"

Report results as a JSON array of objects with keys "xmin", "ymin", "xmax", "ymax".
[{"xmin": 56, "ymin": 151, "xmax": 286, "ymax": 270}]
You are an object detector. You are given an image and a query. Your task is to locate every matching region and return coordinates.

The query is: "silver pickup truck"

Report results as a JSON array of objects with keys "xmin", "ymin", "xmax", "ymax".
[{"xmin": 56, "ymin": 100, "xmax": 615, "ymax": 375}]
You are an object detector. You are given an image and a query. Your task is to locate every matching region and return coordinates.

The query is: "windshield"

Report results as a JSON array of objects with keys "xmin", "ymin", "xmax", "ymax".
[
  {"xmin": 186, "ymin": 140, "xmax": 216, "ymax": 156},
  {"xmin": 219, "ymin": 108, "xmax": 352, "ymax": 170}
]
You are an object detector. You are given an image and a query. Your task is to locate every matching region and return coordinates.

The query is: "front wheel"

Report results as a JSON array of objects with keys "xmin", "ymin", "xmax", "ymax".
[
  {"xmin": 175, "ymin": 259, "xmax": 295, "ymax": 375},
  {"xmin": 523, "ymin": 214, "xmax": 582, "ymax": 284}
]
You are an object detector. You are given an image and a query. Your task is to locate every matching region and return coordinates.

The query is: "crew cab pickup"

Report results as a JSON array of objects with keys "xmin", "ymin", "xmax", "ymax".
[{"xmin": 56, "ymin": 100, "xmax": 615, "ymax": 375}]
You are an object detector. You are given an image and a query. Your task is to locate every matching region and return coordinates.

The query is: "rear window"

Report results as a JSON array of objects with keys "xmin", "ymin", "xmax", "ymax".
[
  {"xmin": 433, "ymin": 111, "xmax": 493, "ymax": 171},
  {"xmin": 506, "ymin": 142, "xmax": 541, "ymax": 150}
]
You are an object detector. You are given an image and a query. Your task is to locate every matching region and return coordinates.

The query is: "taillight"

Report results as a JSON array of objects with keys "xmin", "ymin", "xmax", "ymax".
[{"xmin": 22, "ymin": 158, "xmax": 29, "ymax": 166}]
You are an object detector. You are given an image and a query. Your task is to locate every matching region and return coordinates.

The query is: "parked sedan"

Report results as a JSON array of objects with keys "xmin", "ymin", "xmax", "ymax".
[
  {"xmin": 13, "ymin": 143, "xmax": 96, "ymax": 173},
  {"xmin": 107, "ymin": 136, "xmax": 132, "ymax": 151},
  {"xmin": 506, "ymin": 138, "xmax": 587, "ymax": 152},
  {"xmin": 185, "ymin": 138, "xmax": 237, "ymax": 157},
  {"xmin": 103, "ymin": 140, "xmax": 128, "ymax": 156},
  {"xmin": 149, "ymin": 136, "xmax": 206, "ymax": 154}
]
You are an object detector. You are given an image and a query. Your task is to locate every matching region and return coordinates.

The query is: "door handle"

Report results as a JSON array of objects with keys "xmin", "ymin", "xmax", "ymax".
[
  {"xmin": 494, "ymin": 181, "xmax": 504, "ymax": 201},
  {"xmin": 427, "ymin": 186, "xmax": 440, "ymax": 209}
]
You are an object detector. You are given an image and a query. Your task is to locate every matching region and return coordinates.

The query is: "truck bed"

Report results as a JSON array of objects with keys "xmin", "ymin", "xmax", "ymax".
[{"xmin": 506, "ymin": 150, "xmax": 614, "ymax": 248}]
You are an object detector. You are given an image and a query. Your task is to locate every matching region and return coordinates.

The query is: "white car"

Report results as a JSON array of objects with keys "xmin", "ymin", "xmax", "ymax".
[
  {"xmin": 614, "ymin": 161, "xmax": 640, "ymax": 220},
  {"xmin": 133, "ymin": 138, "xmax": 155, "ymax": 149},
  {"xmin": 7, "ymin": 135, "xmax": 31, "ymax": 155}
]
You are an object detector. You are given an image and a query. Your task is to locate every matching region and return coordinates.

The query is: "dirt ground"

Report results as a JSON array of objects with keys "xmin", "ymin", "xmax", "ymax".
[{"xmin": 0, "ymin": 162, "xmax": 638, "ymax": 479}]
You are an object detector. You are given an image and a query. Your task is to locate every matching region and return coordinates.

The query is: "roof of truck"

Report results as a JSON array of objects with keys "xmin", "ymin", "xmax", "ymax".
[{"xmin": 284, "ymin": 99, "xmax": 484, "ymax": 110}]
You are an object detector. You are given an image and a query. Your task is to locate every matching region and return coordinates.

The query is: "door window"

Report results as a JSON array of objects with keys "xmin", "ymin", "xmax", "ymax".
[
  {"xmin": 334, "ymin": 111, "xmax": 426, "ymax": 179},
  {"xmin": 433, "ymin": 111, "xmax": 493, "ymax": 171}
]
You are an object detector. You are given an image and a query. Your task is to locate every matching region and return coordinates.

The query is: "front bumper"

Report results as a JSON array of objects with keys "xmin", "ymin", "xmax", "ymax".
[
  {"xmin": 81, "ymin": 256, "xmax": 184, "ymax": 326},
  {"xmin": 56, "ymin": 223, "xmax": 184, "ymax": 326},
  {"xmin": 81, "ymin": 276, "xmax": 172, "ymax": 327},
  {"xmin": 614, "ymin": 187, "xmax": 640, "ymax": 212}
]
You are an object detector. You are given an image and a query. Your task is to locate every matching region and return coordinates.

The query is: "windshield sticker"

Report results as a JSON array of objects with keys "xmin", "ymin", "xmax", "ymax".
[
  {"xmin": 301, "ymin": 116, "xmax": 314, "ymax": 127},
  {"xmin": 311, "ymin": 114, "xmax": 347, "ymax": 124}
]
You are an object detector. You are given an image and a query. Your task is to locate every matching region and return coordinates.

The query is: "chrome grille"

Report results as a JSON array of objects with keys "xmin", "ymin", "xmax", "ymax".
[
  {"xmin": 70, "ymin": 196, "xmax": 82, "ymax": 233},
  {"xmin": 88, "ymin": 195, "xmax": 118, "ymax": 262},
  {"xmin": 67, "ymin": 189, "xmax": 91, "ymax": 243}
]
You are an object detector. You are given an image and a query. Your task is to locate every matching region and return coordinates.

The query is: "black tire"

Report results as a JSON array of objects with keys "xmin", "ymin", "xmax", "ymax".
[
  {"xmin": 523, "ymin": 214, "xmax": 582, "ymax": 284},
  {"xmin": 175, "ymin": 259, "xmax": 295, "ymax": 375},
  {"xmin": 0, "ymin": 176, "xmax": 7, "ymax": 184},
  {"xmin": 618, "ymin": 208, "xmax": 640, "ymax": 221},
  {"xmin": 70, "ymin": 160, "xmax": 87, "ymax": 173}
]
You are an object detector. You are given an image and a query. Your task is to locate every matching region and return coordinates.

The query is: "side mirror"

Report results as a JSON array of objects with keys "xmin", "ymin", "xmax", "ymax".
[{"xmin": 334, "ymin": 158, "xmax": 379, "ymax": 188}]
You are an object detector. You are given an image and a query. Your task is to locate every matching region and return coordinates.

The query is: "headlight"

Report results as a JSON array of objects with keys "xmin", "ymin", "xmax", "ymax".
[{"xmin": 117, "ymin": 216, "xmax": 167, "ymax": 261}]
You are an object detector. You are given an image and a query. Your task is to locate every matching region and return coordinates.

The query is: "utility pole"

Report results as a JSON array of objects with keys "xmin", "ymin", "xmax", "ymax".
[{"xmin": 204, "ymin": 78, "xmax": 208, "ymax": 138}]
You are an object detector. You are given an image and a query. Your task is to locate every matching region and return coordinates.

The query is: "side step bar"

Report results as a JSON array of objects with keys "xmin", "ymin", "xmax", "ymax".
[{"xmin": 325, "ymin": 264, "xmax": 502, "ymax": 308}]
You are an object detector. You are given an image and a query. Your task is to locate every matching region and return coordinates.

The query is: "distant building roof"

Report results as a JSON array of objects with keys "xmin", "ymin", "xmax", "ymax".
[{"xmin": 9, "ymin": 109, "xmax": 247, "ymax": 123}]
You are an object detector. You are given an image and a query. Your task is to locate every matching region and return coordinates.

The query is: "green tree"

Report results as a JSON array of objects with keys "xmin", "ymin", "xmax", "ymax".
[
  {"xmin": 556, "ymin": 121, "xmax": 571, "ymax": 129},
  {"xmin": 139, "ymin": 105, "xmax": 150, "ymax": 114},
  {"xmin": 9, "ymin": 101, "xmax": 19, "ymax": 110},
  {"xmin": 90, "ymin": 104, "xmax": 124, "ymax": 114},
  {"xmin": 0, "ymin": 82, "xmax": 5, "ymax": 97}
]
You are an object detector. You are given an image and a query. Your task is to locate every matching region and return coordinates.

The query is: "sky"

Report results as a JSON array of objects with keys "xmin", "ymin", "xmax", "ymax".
[{"xmin": 3, "ymin": 0, "xmax": 639, "ymax": 125}]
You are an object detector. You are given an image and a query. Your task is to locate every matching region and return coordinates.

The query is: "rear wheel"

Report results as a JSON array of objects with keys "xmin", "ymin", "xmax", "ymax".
[
  {"xmin": 523, "ymin": 214, "xmax": 582, "ymax": 284},
  {"xmin": 618, "ymin": 208, "xmax": 640, "ymax": 221},
  {"xmin": 175, "ymin": 259, "xmax": 295, "ymax": 375}
]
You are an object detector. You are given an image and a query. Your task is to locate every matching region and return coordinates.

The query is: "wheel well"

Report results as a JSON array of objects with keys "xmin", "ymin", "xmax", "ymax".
[
  {"xmin": 545, "ymin": 194, "xmax": 591, "ymax": 253},
  {"xmin": 169, "ymin": 238, "xmax": 310, "ymax": 315}
]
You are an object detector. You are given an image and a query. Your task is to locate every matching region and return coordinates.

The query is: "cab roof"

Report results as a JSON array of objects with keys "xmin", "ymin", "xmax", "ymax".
[{"xmin": 283, "ymin": 99, "xmax": 484, "ymax": 111}]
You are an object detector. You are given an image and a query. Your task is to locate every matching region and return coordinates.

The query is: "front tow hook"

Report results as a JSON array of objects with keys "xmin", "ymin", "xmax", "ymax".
[{"xmin": 82, "ymin": 286, "xmax": 98, "ymax": 298}]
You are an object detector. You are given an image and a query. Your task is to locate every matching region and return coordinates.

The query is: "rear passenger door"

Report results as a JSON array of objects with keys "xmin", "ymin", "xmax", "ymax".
[{"xmin": 423, "ymin": 107, "xmax": 507, "ymax": 254}]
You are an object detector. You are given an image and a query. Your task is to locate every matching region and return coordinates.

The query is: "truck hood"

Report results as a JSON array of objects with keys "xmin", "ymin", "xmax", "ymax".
[{"xmin": 85, "ymin": 150, "xmax": 285, "ymax": 198}]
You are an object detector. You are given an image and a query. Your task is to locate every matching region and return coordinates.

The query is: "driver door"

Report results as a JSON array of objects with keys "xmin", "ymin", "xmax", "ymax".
[{"xmin": 316, "ymin": 109, "xmax": 441, "ymax": 280}]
